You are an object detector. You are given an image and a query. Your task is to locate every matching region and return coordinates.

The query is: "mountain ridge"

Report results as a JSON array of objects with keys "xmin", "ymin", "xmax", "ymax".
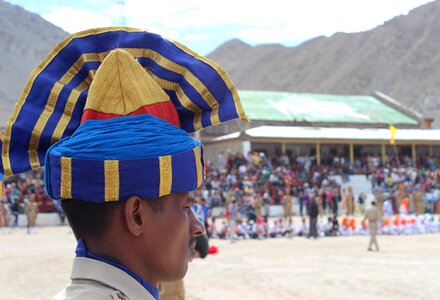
[
  {"xmin": 207, "ymin": 0, "xmax": 440, "ymax": 126},
  {"xmin": 1, "ymin": 0, "xmax": 440, "ymax": 128}
]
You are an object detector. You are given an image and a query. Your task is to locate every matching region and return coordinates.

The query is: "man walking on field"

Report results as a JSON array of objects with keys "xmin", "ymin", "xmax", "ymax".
[{"xmin": 364, "ymin": 201, "xmax": 381, "ymax": 251}]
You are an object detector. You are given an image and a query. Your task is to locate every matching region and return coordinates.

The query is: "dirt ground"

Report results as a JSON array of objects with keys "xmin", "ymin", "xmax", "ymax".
[{"xmin": 0, "ymin": 226, "xmax": 439, "ymax": 300}]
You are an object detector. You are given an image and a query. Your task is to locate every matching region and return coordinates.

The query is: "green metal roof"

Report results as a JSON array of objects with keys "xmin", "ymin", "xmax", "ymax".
[{"xmin": 239, "ymin": 90, "xmax": 418, "ymax": 125}]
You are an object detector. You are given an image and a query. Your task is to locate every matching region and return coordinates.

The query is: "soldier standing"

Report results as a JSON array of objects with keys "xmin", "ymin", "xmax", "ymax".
[
  {"xmin": 346, "ymin": 186, "xmax": 354, "ymax": 215},
  {"xmin": 283, "ymin": 185, "xmax": 292, "ymax": 221},
  {"xmin": 0, "ymin": 200, "xmax": 11, "ymax": 234},
  {"xmin": 25, "ymin": 194, "xmax": 38, "ymax": 234},
  {"xmin": 413, "ymin": 187, "xmax": 424, "ymax": 215},
  {"xmin": 364, "ymin": 201, "xmax": 381, "ymax": 251}
]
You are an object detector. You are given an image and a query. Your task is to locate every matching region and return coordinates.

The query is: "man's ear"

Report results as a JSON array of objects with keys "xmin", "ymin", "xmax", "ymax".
[{"xmin": 124, "ymin": 195, "xmax": 145, "ymax": 236}]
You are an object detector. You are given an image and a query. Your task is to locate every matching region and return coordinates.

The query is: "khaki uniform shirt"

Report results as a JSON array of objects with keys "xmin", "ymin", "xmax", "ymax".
[
  {"xmin": 346, "ymin": 191, "xmax": 354, "ymax": 215},
  {"xmin": 365, "ymin": 206, "xmax": 381, "ymax": 231},
  {"xmin": 25, "ymin": 201, "xmax": 38, "ymax": 226},
  {"xmin": 53, "ymin": 257, "xmax": 156, "ymax": 300},
  {"xmin": 158, "ymin": 279, "xmax": 185, "ymax": 300}
]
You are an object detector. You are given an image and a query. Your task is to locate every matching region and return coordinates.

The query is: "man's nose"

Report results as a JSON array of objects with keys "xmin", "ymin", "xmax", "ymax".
[{"xmin": 190, "ymin": 209, "xmax": 205, "ymax": 237}]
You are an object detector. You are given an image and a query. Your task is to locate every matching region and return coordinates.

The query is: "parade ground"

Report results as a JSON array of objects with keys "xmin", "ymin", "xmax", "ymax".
[{"xmin": 1, "ymin": 226, "xmax": 439, "ymax": 300}]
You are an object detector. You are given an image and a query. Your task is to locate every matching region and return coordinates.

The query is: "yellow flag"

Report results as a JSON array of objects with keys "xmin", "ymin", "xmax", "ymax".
[{"xmin": 389, "ymin": 125, "xmax": 398, "ymax": 145}]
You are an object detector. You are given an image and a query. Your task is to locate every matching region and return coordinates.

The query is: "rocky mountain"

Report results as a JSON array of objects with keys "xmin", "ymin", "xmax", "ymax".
[
  {"xmin": 1, "ymin": 0, "xmax": 440, "ymax": 128},
  {"xmin": 0, "ymin": 0, "xmax": 68, "ymax": 125},
  {"xmin": 208, "ymin": 0, "xmax": 440, "ymax": 127}
]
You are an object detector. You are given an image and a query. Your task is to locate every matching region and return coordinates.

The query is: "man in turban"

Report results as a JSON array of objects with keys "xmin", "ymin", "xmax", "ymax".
[{"xmin": 0, "ymin": 27, "xmax": 247, "ymax": 300}]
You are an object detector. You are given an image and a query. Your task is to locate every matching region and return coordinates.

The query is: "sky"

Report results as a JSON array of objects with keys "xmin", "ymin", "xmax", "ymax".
[{"xmin": 5, "ymin": 0, "xmax": 435, "ymax": 55}]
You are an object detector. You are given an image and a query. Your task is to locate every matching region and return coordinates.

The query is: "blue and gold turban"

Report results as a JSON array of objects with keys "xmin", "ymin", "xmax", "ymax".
[
  {"xmin": 0, "ymin": 27, "xmax": 247, "ymax": 202},
  {"xmin": 45, "ymin": 114, "xmax": 205, "ymax": 202}
]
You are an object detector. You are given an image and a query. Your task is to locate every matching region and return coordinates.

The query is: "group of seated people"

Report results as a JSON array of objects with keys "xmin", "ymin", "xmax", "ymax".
[{"xmin": 208, "ymin": 213, "xmax": 440, "ymax": 240}]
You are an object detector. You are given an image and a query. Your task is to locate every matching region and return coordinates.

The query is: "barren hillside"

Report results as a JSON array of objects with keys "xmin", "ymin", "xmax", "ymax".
[
  {"xmin": 208, "ymin": 0, "xmax": 440, "ymax": 126},
  {"xmin": 1, "ymin": 0, "xmax": 440, "ymax": 127},
  {"xmin": 0, "ymin": 0, "xmax": 67, "ymax": 125}
]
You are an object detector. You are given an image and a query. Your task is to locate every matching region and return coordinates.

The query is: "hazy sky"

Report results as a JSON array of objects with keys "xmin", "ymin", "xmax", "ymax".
[{"xmin": 5, "ymin": 0, "xmax": 434, "ymax": 55}]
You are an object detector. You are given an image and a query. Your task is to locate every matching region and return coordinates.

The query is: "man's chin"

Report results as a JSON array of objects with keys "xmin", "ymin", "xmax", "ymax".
[{"xmin": 164, "ymin": 265, "xmax": 188, "ymax": 282}]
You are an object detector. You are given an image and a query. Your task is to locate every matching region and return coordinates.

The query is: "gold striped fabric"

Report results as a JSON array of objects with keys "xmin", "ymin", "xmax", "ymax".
[
  {"xmin": 193, "ymin": 146, "xmax": 203, "ymax": 188},
  {"xmin": 104, "ymin": 160, "xmax": 119, "ymax": 201},
  {"xmin": 159, "ymin": 155, "xmax": 172, "ymax": 197},
  {"xmin": 60, "ymin": 157, "xmax": 72, "ymax": 199},
  {"xmin": 2, "ymin": 28, "xmax": 145, "ymax": 176}
]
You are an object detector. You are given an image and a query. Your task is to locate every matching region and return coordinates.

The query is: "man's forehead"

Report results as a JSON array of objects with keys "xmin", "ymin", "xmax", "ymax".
[{"xmin": 165, "ymin": 192, "xmax": 191, "ymax": 202}]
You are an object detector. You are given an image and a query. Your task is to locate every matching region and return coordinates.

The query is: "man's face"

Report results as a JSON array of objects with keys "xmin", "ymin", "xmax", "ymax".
[{"xmin": 142, "ymin": 192, "xmax": 204, "ymax": 282}]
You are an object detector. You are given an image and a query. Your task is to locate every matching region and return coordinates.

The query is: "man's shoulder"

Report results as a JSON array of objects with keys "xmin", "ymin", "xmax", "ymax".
[
  {"xmin": 366, "ymin": 206, "xmax": 380, "ymax": 217},
  {"xmin": 52, "ymin": 279, "xmax": 127, "ymax": 300},
  {"xmin": 54, "ymin": 257, "xmax": 155, "ymax": 300}
]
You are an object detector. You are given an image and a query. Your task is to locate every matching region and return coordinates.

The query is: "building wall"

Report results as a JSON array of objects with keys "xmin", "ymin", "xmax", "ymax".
[
  {"xmin": 252, "ymin": 142, "xmax": 282, "ymax": 156},
  {"xmin": 204, "ymin": 140, "xmax": 249, "ymax": 169}
]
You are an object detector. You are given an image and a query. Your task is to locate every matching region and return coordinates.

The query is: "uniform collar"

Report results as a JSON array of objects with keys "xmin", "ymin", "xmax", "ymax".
[{"xmin": 75, "ymin": 239, "xmax": 160, "ymax": 300}]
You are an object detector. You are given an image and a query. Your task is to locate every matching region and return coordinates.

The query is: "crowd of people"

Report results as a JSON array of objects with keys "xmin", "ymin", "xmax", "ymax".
[
  {"xmin": 192, "ymin": 150, "xmax": 440, "ymax": 240},
  {"xmin": 1, "ymin": 149, "xmax": 440, "ymax": 238},
  {"xmin": 0, "ymin": 168, "xmax": 64, "ymax": 233},
  {"xmin": 198, "ymin": 150, "xmax": 440, "ymax": 213}
]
